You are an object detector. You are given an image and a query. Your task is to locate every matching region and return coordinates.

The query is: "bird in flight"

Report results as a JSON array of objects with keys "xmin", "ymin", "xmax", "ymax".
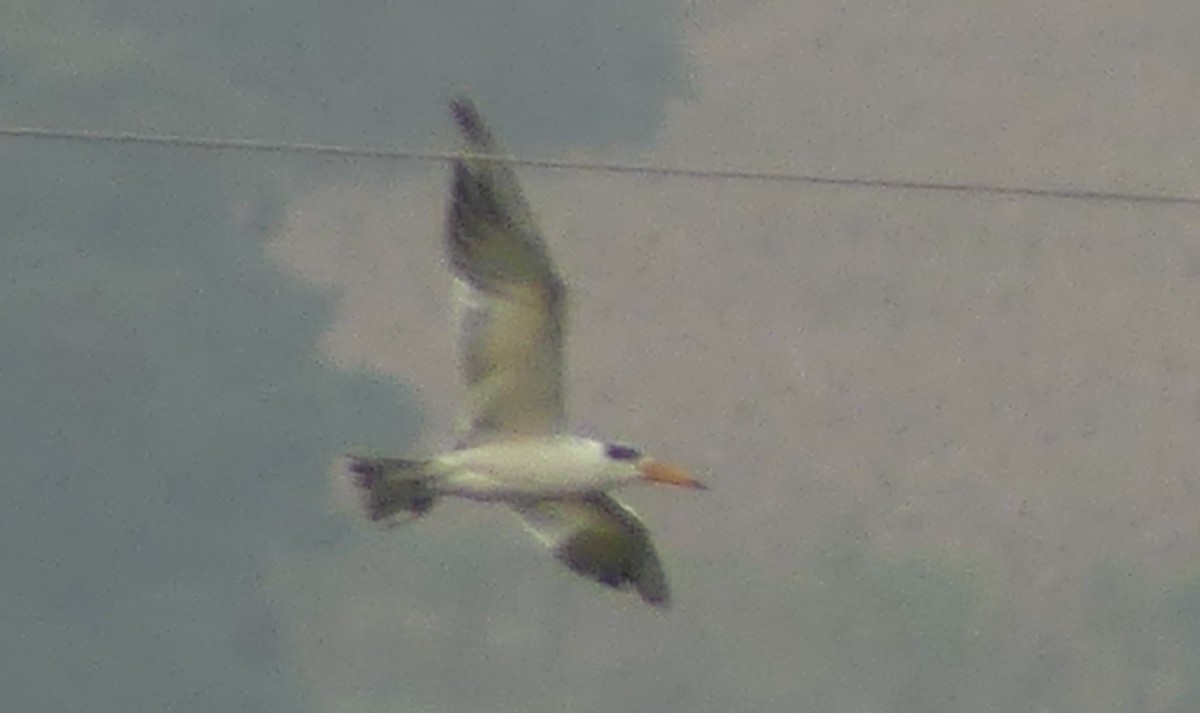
[{"xmin": 347, "ymin": 98, "xmax": 707, "ymax": 608}]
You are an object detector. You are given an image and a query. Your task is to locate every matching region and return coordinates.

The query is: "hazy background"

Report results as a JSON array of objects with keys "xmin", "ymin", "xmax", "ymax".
[{"xmin": 5, "ymin": 1, "xmax": 1200, "ymax": 711}]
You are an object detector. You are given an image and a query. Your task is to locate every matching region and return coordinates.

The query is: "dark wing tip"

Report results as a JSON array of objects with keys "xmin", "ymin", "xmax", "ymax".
[
  {"xmin": 633, "ymin": 555, "xmax": 671, "ymax": 608},
  {"xmin": 638, "ymin": 581, "xmax": 671, "ymax": 608},
  {"xmin": 555, "ymin": 522, "xmax": 672, "ymax": 609},
  {"xmin": 450, "ymin": 97, "xmax": 492, "ymax": 149}
]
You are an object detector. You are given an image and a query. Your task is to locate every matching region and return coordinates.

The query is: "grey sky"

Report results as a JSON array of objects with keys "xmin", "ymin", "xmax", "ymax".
[{"xmin": 6, "ymin": 1, "xmax": 1200, "ymax": 712}]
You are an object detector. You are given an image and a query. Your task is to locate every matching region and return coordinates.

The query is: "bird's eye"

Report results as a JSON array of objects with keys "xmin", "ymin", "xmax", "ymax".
[{"xmin": 605, "ymin": 443, "xmax": 642, "ymax": 461}]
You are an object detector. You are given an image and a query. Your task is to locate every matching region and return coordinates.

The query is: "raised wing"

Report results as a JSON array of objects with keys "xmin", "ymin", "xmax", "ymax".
[
  {"xmin": 513, "ymin": 493, "xmax": 671, "ymax": 608},
  {"xmin": 447, "ymin": 99, "xmax": 568, "ymax": 444}
]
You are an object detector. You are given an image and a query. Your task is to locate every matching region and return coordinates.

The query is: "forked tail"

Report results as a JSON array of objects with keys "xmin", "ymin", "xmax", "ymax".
[{"xmin": 345, "ymin": 455, "xmax": 439, "ymax": 521}]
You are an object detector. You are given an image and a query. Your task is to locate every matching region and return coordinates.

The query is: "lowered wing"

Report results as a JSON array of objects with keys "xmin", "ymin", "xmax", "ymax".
[{"xmin": 513, "ymin": 493, "xmax": 670, "ymax": 607}]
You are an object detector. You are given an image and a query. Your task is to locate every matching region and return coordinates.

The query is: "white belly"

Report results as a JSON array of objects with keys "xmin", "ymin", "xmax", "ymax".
[{"xmin": 435, "ymin": 436, "xmax": 616, "ymax": 500}]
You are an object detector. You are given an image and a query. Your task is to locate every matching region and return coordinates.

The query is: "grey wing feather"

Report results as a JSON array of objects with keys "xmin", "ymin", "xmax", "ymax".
[
  {"xmin": 446, "ymin": 100, "xmax": 673, "ymax": 608},
  {"xmin": 513, "ymin": 493, "xmax": 671, "ymax": 608},
  {"xmin": 447, "ymin": 99, "xmax": 568, "ymax": 443}
]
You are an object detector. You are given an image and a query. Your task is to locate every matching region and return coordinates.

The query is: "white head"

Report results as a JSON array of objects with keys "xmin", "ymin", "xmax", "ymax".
[{"xmin": 601, "ymin": 442, "xmax": 708, "ymax": 491}]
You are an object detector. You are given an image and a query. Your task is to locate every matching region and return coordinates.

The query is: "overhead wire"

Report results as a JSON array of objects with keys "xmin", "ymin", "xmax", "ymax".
[{"xmin": 1, "ymin": 124, "xmax": 1198, "ymax": 207}]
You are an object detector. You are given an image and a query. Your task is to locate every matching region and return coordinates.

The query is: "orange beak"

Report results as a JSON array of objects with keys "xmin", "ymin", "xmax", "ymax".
[{"xmin": 638, "ymin": 460, "xmax": 708, "ymax": 490}]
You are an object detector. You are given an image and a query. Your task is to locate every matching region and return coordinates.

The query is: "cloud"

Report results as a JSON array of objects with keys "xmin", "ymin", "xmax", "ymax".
[{"xmin": 268, "ymin": 2, "xmax": 1200, "ymax": 711}]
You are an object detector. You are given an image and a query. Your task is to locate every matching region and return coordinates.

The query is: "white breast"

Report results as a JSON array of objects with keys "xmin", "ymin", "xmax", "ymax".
[{"xmin": 436, "ymin": 436, "xmax": 619, "ymax": 499}]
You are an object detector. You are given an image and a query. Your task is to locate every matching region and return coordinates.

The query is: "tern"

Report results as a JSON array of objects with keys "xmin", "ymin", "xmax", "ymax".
[{"xmin": 347, "ymin": 99, "xmax": 707, "ymax": 607}]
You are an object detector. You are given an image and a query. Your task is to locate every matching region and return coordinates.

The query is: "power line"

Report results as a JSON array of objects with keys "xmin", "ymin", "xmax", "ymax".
[{"xmin": 2, "ymin": 124, "xmax": 1198, "ymax": 207}]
